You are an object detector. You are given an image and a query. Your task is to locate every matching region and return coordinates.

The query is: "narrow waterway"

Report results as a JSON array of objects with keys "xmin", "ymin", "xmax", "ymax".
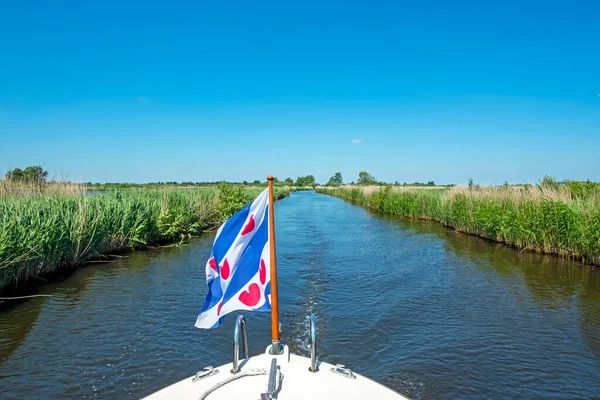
[{"xmin": 1, "ymin": 191, "xmax": 599, "ymax": 399}]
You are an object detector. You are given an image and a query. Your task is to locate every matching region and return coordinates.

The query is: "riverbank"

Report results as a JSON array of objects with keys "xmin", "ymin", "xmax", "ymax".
[
  {"xmin": 316, "ymin": 185, "xmax": 600, "ymax": 266},
  {"xmin": 0, "ymin": 184, "xmax": 290, "ymax": 293}
]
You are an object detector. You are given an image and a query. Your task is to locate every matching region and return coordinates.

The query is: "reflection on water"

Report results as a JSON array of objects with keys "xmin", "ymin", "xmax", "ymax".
[
  {"xmin": 0, "ymin": 297, "xmax": 45, "ymax": 365},
  {"xmin": 397, "ymin": 216, "xmax": 600, "ymax": 359},
  {"xmin": 1, "ymin": 191, "xmax": 599, "ymax": 399},
  {"xmin": 437, "ymin": 222, "xmax": 600, "ymax": 361}
]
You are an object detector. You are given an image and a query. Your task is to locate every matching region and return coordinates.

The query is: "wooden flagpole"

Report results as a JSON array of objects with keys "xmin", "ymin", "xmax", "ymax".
[{"xmin": 266, "ymin": 176, "xmax": 281, "ymax": 353}]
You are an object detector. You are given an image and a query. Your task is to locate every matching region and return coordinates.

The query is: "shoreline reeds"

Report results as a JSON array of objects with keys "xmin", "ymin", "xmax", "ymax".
[
  {"xmin": 0, "ymin": 183, "xmax": 289, "ymax": 292},
  {"xmin": 316, "ymin": 184, "xmax": 600, "ymax": 266}
]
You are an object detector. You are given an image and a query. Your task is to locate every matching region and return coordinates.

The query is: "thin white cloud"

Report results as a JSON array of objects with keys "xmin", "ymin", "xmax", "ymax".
[{"xmin": 351, "ymin": 139, "xmax": 364, "ymax": 144}]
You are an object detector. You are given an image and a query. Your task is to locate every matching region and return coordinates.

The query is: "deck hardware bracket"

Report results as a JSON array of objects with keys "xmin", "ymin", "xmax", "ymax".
[
  {"xmin": 262, "ymin": 358, "xmax": 283, "ymax": 399},
  {"xmin": 308, "ymin": 314, "xmax": 318, "ymax": 372},
  {"xmin": 231, "ymin": 315, "xmax": 249, "ymax": 374},
  {"xmin": 193, "ymin": 366, "xmax": 219, "ymax": 382},
  {"xmin": 267, "ymin": 358, "xmax": 278, "ymax": 394},
  {"xmin": 330, "ymin": 364, "xmax": 357, "ymax": 380}
]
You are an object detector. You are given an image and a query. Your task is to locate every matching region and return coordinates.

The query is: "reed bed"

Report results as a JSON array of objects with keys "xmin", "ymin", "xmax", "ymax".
[
  {"xmin": 0, "ymin": 180, "xmax": 84, "ymax": 197},
  {"xmin": 0, "ymin": 184, "xmax": 289, "ymax": 292},
  {"xmin": 316, "ymin": 185, "xmax": 600, "ymax": 266}
]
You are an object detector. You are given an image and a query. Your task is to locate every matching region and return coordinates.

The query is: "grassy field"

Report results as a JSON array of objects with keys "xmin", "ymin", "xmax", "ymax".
[
  {"xmin": 316, "ymin": 183, "xmax": 600, "ymax": 266},
  {"xmin": 0, "ymin": 183, "xmax": 289, "ymax": 292}
]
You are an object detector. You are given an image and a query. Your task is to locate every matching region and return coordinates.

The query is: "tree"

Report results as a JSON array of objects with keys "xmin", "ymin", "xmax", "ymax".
[
  {"xmin": 5, "ymin": 168, "xmax": 24, "ymax": 181},
  {"xmin": 357, "ymin": 171, "xmax": 376, "ymax": 185},
  {"xmin": 252, "ymin": 180, "xmax": 261, "ymax": 185},
  {"xmin": 284, "ymin": 177, "xmax": 294, "ymax": 185},
  {"xmin": 6, "ymin": 165, "xmax": 48, "ymax": 183},
  {"xmin": 427, "ymin": 181, "xmax": 435, "ymax": 186},
  {"xmin": 327, "ymin": 172, "xmax": 343, "ymax": 186},
  {"xmin": 295, "ymin": 175, "xmax": 316, "ymax": 187},
  {"xmin": 540, "ymin": 175, "xmax": 559, "ymax": 189}
]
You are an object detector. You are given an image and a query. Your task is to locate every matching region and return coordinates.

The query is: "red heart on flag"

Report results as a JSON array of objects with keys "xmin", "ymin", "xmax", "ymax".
[
  {"xmin": 221, "ymin": 258, "xmax": 230, "ymax": 280},
  {"xmin": 240, "ymin": 215, "xmax": 255, "ymax": 235},
  {"xmin": 209, "ymin": 257, "xmax": 217, "ymax": 271},
  {"xmin": 217, "ymin": 302, "xmax": 223, "ymax": 316},
  {"xmin": 259, "ymin": 259, "xmax": 266, "ymax": 284},
  {"xmin": 238, "ymin": 283, "xmax": 261, "ymax": 307}
]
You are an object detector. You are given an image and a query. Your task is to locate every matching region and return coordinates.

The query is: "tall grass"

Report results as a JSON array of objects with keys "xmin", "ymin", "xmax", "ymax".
[
  {"xmin": 317, "ymin": 185, "xmax": 600, "ymax": 266},
  {"xmin": 0, "ymin": 180, "xmax": 84, "ymax": 197},
  {"xmin": 0, "ymin": 184, "xmax": 289, "ymax": 291}
]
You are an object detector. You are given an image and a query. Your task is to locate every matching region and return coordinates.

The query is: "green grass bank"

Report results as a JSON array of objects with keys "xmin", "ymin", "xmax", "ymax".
[
  {"xmin": 316, "ymin": 185, "xmax": 600, "ymax": 266},
  {"xmin": 0, "ymin": 185, "xmax": 290, "ymax": 292}
]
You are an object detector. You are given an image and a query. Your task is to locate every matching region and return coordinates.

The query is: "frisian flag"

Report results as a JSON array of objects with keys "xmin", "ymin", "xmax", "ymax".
[{"xmin": 195, "ymin": 189, "xmax": 271, "ymax": 329}]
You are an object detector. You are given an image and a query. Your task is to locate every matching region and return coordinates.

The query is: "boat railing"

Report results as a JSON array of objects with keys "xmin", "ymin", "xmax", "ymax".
[
  {"xmin": 232, "ymin": 315, "xmax": 248, "ymax": 373},
  {"xmin": 309, "ymin": 314, "xmax": 318, "ymax": 372}
]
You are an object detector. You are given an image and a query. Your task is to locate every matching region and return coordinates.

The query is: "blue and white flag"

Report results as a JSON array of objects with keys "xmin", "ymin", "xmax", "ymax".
[{"xmin": 195, "ymin": 189, "xmax": 271, "ymax": 329}]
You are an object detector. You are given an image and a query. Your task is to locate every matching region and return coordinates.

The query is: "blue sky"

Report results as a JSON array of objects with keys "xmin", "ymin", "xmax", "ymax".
[{"xmin": 1, "ymin": 0, "xmax": 598, "ymax": 185}]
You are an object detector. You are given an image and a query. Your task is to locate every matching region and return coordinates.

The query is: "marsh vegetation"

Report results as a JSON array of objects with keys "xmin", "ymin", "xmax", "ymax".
[
  {"xmin": 317, "ymin": 179, "xmax": 600, "ymax": 266},
  {"xmin": 0, "ymin": 180, "xmax": 289, "ymax": 292}
]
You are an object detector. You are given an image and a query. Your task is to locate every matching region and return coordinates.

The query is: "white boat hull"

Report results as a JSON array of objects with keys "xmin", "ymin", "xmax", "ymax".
[{"xmin": 143, "ymin": 345, "xmax": 409, "ymax": 399}]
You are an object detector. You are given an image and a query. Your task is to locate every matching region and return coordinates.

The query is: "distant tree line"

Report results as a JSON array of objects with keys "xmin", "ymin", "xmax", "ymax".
[
  {"xmin": 87, "ymin": 175, "xmax": 319, "ymax": 189},
  {"xmin": 5, "ymin": 166, "xmax": 48, "ymax": 183},
  {"xmin": 104, "ymin": 171, "xmax": 443, "ymax": 189},
  {"xmin": 394, "ymin": 181, "xmax": 438, "ymax": 187},
  {"xmin": 324, "ymin": 171, "xmax": 441, "ymax": 187},
  {"xmin": 13, "ymin": 166, "xmax": 596, "ymax": 194}
]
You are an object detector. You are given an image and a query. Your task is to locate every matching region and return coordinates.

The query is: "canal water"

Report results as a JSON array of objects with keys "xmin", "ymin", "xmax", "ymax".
[{"xmin": 1, "ymin": 191, "xmax": 599, "ymax": 399}]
